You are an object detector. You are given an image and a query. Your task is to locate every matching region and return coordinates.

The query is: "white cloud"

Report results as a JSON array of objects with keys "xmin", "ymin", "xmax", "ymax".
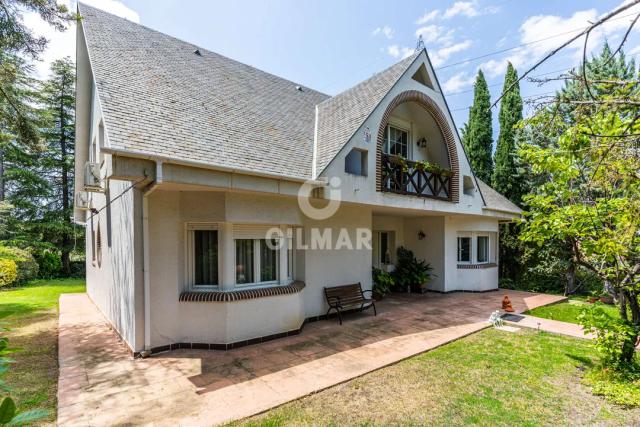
[
  {"xmin": 415, "ymin": 25, "xmax": 446, "ymax": 44},
  {"xmin": 372, "ymin": 25, "xmax": 395, "ymax": 39},
  {"xmin": 478, "ymin": 1, "xmax": 640, "ymax": 79},
  {"xmin": 387, "ymin": 45, "xmax": 413, "ymax": 59},
  {"xmin": 24, "ymin": 0, "xmax": 140, "ymax": 78},
  {"xmin": 416, "ymin": 10, "xmax": 440, "ymax": 24},
  {"xmin": 443, "ymin": 1, "xmax": 479, "ymax": 19},
  {"xmin": 430, "ymin": 40, "xmax": 473, "ymax": 66},
  {"xmin": 442, "ymin": 1, "xmax": 500, "ymax": 20},
  {"xmin": 442, "ymin": 71, "xmax": 475, "ymax": 92}
]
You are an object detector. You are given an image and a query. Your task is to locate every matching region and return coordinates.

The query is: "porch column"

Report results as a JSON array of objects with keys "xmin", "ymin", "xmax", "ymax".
[
  {"xmin": 279, "ymin": 224, "xmax": 289, "ymax": 285},
  {"xmin": 220, "ymin": 222, "xmax": 235, "ymax": 291}
]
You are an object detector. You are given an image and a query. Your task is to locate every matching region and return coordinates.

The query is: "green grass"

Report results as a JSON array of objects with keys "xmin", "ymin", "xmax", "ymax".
[
  {"xmin": 234, "ymin": 329, "xmax": 640, "ymax": 426},
  {"xmin": 525, "ymin": 297, "xmax": 620, "ymax": 324},
  {"xmin": 0, "ymin": 278, "xmax": 85, "ymax": 425}
]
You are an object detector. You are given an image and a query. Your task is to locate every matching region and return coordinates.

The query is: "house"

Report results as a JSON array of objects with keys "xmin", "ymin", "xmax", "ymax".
[{"xmin": 73, "ymin": 3, "xmax": 521, "ymax": 355}]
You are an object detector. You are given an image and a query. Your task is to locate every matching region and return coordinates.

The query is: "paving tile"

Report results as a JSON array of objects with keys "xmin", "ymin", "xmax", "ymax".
[{"xmin": 57, "ymin": 290, "xmax": 564, "ymax": 426}]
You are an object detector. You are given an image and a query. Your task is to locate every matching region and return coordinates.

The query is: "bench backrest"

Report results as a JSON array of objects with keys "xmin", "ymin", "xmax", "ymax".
[{"xmin": 324, "ymin": 283, "xmax": 363, "ymax": 303}]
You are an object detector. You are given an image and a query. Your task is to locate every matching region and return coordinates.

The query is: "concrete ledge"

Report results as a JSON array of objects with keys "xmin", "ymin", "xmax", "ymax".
[{"xmin": 179, "ymin": 281, "xmax": 305, "ymax": 302}]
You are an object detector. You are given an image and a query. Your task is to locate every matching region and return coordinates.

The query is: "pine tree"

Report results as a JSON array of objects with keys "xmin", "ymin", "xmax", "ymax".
[
  {"xmin": 492, "ymin": 62, "xmax": 523, "ymax": 204},
  {"xmin": 38, "ymin": 57, "xmax": 78, "ymax": 275},
  {"xmin": 463, "ymin": 69, "xmax": 493, "ymax": 182}
]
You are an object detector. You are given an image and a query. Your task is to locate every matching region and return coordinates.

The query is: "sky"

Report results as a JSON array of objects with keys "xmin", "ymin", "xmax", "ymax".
[{"xmin": 23, "ymin": 0, "xmax": 640, "ymax": 133}]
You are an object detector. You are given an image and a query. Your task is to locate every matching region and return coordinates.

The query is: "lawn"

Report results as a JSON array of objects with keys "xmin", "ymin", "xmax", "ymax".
[
  {"xmin": 235, "ymin": 328, "xmax": 640, "ymax": 426},
  {"xmin": 0, "ymin": 279, "xmax": 85, "ymax": 425},
  {"xmin": 525, "ymin": 297, "xmax": 620, "ymax": 324}
]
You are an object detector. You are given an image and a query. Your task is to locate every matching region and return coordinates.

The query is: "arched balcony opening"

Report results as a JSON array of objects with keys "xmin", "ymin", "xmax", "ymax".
[{"xmin": 376, "ymin": 91, "xmax": 460, "ymax": 202}]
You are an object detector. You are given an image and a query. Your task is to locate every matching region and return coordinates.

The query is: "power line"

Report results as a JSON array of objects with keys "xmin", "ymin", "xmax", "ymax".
[
  {"xmin": 322, "ymin": 9, "xmax": 640, "ymax": 95},
  {"xmin": 450, "ymin": 90, "xmax": 556, "ymax": 112}
]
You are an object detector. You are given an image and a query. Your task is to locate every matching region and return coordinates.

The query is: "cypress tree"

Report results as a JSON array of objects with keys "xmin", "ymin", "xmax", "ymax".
[
  {"xmin": 492, "ymin": 62, "xmax": 523, "ymax": 204},
  {"xmin": 463, "ymin": 69, "xmax": 493, "ymax": 182}
]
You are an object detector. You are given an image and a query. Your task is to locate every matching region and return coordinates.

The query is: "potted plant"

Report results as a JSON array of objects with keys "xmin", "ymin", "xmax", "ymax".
[
  {"xmin": 393, "ymin": 246, "xmax": 433, "ymax": 293},
  {"xmin": 372, "ymin": 267, "xmax": 394, "ymax": 300}
]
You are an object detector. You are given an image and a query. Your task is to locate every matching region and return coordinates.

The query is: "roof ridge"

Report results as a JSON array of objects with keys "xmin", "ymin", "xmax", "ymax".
[{"xmin": 77, "ymin": 2, "xmax": 330, "ymax": 99}]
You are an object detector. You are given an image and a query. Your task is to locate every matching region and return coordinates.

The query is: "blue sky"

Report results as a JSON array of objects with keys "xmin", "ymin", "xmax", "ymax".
[{"xmin": 26, "ymin": 0, "xmax": 640, "ymax": 132}]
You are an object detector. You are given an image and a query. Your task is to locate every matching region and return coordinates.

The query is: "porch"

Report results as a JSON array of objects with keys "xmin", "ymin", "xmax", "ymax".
[{"xmin": 58, "ymin": 290, "xmax": 564, "ymax": 426}]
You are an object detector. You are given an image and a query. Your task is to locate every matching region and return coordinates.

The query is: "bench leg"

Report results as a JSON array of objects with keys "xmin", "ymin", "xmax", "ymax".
[{"xmin": 372, "ymin": 302, "xmax": 377, "ymax": 316}]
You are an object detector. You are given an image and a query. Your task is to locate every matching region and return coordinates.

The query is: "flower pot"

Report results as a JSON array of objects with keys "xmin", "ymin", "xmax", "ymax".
[
  {"xmin": 600, "ymin": 295, "xmax": 614, "ymax": 305},
  {"xmin": 587, "ymin": 296, "xmax": 598, "ymax": 303},
  {"xmin": 410, "ymin": 282, "xmax": 429, "ymax": 294}
]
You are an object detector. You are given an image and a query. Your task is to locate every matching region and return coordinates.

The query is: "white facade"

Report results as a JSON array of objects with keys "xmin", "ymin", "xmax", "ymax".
[{"xmin": 74, "ymin": 13, "xmax": 520, "ymax": 354}]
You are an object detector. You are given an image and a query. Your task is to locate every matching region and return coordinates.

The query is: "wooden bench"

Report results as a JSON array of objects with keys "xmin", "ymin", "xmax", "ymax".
[{"xmin": 324, "ymin": 283, "xmax": 376, "ymax": 325}]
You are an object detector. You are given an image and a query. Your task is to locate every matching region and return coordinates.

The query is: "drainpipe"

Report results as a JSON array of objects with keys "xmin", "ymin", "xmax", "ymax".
[{"xmin": 141, "ymin": 160, "xmax": 163, "ymax": 357}]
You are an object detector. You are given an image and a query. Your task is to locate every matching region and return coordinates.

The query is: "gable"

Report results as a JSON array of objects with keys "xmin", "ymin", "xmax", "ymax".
[{"xmin": 411, "ymin": 63, "xmax": 434, "ymax": 89}]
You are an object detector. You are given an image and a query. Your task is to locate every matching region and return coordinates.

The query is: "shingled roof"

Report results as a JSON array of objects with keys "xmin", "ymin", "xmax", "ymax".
[
  {"xmin": 79, "ymin": 3, "xmax": 329, "ymax": 180},
  {"xmin": 314, "ymin": 52, "xmax": 420, "ymax": 175},
  {"xmin": 476, "ymin": 179, "xmax": 522, "ymax": 215}
]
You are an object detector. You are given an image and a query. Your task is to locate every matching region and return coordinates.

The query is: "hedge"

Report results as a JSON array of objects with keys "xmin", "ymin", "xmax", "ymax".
[
  {"xmin": 0, "ymin": 259, "xmax": 17, "ymax": 287},
  {"xmin": 0, "ymin": 246, "xmax": 39, "ymax": 285}
]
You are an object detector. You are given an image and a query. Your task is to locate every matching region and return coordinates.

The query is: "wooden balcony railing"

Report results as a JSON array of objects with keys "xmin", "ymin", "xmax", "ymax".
[{"xmin": 381, "ymin": 154, "xmax": 452, "ymax": 201}]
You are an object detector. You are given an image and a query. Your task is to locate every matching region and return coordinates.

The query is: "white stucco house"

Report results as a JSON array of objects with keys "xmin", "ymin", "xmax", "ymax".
[{"xmin": 74, "ymin": 4, "xmax": 521, "ymax": 355}]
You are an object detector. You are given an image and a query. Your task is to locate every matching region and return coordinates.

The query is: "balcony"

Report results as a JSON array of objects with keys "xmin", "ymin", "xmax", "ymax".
[{"xmin": 381, "ymin": 154, "xmax": 452, "ymax": 201}]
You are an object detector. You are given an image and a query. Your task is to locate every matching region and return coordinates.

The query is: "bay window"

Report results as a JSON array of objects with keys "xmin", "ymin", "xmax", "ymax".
[
  {"xmin": 187, "ymin": 223, "xmax": 295, "ymax": 290},
  {"xmin": 457, "ymin": 232, "xmax": 496, "ymax": 265}
]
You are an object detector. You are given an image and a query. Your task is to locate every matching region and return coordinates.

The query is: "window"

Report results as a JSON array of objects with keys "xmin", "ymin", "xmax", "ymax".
[
  {"xmin": 194, "ymin": 230, "xmax": 218, "ymax": 286},
  {"xmin": 463, "ymin": 175, "xmax": 475, "ymax": 196},
  {"xmin": 260, "ymin": 239, "xmax": 278, "ymax": 282},
  {"xmin": 235, "ymin": 238, "xmax": 280, "ymax": 285},
  {"xmin": 384, "ymin": 125, "xmax": 408, "ymax": 158},
  {"xmin": 477, "ymin": 236, "xmax": 489, "ymax": 263},
  {"xmin": 380, "ymin": 232, "xmax": 390, "ymax": 264},
  {"xmin": 457, "ymin": 237, "xmax": 471, "ymax": 262},
  {"xmin": 235, "ymin": 239, "xmax": 255, "ymax": 284},
  {"xmin": 96, "ymin": 221, "xmax": 102, "ymax": 268},
  {"xmin": 89, "ymin": 137, "xmax": 96, "ymax": 163},
  {"xmin": 186, "ymin": 224, "xmax": 220, "ymax": 288},
  {"xmin": 411, "ymin": 63, "xmax": 434, "ymax": 89},
  {"xmin": 345, "ymin": 148, "xmax": 368, "ymax": 176}
]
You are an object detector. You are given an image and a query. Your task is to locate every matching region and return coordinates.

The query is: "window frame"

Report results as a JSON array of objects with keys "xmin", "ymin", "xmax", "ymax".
[
  {"xmin": 185, "ymin": 223, "xmax": 221, "ymax": 290},
  {"xmin": 457, "ymin": 235, "xmax": 472, "ymax": 263},
  {"xmin": 476, "ymin": 234, "xmax": 490, "ymax": 264},
  {"xmin": 234, "ymin": 238, "xmax": 280, "ymax": 288},
  {"xmin": 384, "ymin": 124, "xmax": 410, "ymax": 159}
]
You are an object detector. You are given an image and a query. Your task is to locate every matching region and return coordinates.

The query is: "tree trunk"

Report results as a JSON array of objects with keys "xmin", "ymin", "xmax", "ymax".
[
  {"xmin": 620, "ymin": 290, "xmax": 639, "ymax": 364},
  {"xmin": 0, "ymin": 148, "xmax": 4, "ymax": 202},
  {"xmin": 565, "ymin": 262, "xmax": 576, "ymax": 296},
  {"xmin": 60, "ymin": 89, "xmax": 71, "ymax": 277}
]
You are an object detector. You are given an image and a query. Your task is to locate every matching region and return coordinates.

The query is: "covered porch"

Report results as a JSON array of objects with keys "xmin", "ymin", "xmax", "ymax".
[{"xmin": 57, "ymin": 289, "xmax": 564, "ymax": 425}]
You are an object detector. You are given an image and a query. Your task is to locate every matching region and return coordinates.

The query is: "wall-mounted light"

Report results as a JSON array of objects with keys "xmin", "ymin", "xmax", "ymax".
[
  {"xmin": 418, "ymin": 230, "xmax": 426, "ymax": 240},
  {"xmin": 417, "ymin": 137, "xmax": 428, "ymax": 148}
]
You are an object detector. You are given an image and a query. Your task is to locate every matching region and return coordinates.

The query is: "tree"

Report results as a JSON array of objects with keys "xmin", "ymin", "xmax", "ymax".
[
  {"xmin": 37, "ymin": 58, "xmax": 77, "ymax": 275},
  {"xmin": 0, "ymin": 0, "xmax": 73, "ymax": 59},
  {"xmin": 517, "ymin": 44, "xmax": 638, "ymax": 296},
  {"xmin": 0, "ymin": 1, "xmax": 75, "ymax": 202},
  {"xmin": 493, "ymin": 62, "xmax": 523, "ymax": 203},
  {"xmin": 520, "ymin": 52, "xmax": 640, "ymax": 364},
  {"xmin": 462, "ymin": 69, "xmax": 493, "ymax": 182}
]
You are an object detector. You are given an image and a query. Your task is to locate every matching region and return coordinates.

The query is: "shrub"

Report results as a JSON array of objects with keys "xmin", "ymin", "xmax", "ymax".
[
  {"xmin": 69, "ymin": 261, "xmax": 86, "ymax": 278},
  {"xmin": 34, "ymin": 250, "xmax": 63, "ymax": 279},
  {"xmin": 578, "ymin": 303, "xmax": 637, "ymax": 368},
  {"xmin": 372, "ymin": 268, "xmax": 394, "ymax": 297},
  {"xmin": 584, "ymin": 365, "xmax": 640, "ymax": 407},
  {"xmin": 393, "ymin": 246, "xmax": 432, "ymax": 291},
  {"xmin": 0, "ymin": 259, "xmax": 17, "ymax": 287},
  {"xmin": 0, "ymin": 246, "xmax": 39, "ymax": 284}
]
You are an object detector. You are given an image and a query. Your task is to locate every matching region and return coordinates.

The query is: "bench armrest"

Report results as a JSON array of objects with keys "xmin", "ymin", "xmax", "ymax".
[{"xmin": 361, "ymin": 290, "xmax": 373, "ymax": 297}]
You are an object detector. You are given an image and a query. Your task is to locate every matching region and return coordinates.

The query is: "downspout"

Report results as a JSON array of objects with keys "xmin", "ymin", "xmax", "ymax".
[{"xmin": 141, "ymin": 160, "xmax": 163, "ymax": 357}]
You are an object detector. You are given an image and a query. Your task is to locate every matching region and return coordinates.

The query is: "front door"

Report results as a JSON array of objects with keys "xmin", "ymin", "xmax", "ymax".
[{"xmin": 372, "ymin": 231, "xmax": 394, "ymax": 272}]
